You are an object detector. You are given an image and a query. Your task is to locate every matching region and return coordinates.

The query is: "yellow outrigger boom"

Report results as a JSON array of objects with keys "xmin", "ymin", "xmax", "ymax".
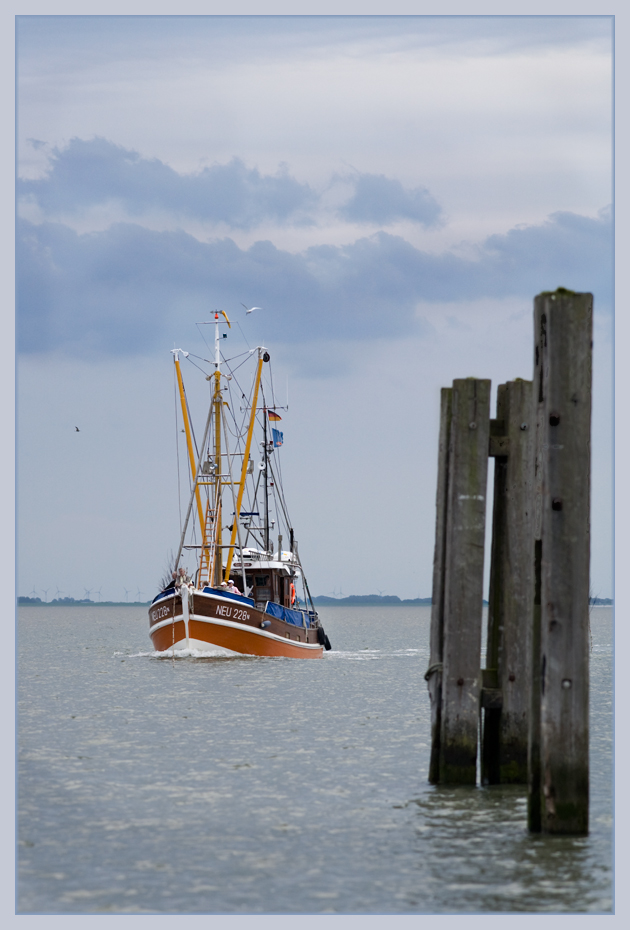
[
  {"xmin": 173, "ymin": 351, "xmax": 205, "ymax": 532},
  {"xmin": 224, "ymin": 350, "xmax": 264, "ymax": 581}
]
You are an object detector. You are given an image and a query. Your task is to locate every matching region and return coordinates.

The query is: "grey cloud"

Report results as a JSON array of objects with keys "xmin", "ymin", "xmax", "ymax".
[
  {"xmin": 19, "ymin": 138, "xmax": 446, "ymax": 231},
  {"xmin": 337, "ymin": 173, "xmax": 442, "ymax": 227},
  {"xmin": 19, "ymin": 137, "xmax": 318, "ymax": 230},
  {"xmin": 17, "ymin": 207, "xmax": 611, "ymax": 356}
]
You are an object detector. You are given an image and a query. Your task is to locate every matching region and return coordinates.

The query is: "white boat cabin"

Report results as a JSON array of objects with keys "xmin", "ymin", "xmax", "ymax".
[{"xmin": 229, "ymin": 547, "xmax": 302, "ymax": 611}]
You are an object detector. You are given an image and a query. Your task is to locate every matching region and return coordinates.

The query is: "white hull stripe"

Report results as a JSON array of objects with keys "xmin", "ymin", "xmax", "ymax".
[
  {"xmin": 150, "ymin": 613, "xmax": 322, "ymax": 650},
  {"xmin": 151, "ymin": 590, "xmax": 249, "ymax": 611}
]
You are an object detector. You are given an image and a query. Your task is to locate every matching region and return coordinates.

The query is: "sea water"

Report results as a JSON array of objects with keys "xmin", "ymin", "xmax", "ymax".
[{"xmin": 17, "ymin": 605, "xmax": 612, "ymax": 914}]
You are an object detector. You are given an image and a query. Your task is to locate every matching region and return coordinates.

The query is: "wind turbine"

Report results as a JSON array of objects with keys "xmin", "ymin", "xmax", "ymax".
[
  {"xmin": 123, "ymin": 587, "xmax": 131, "ymax": 602},
  {"xmin": 29, "ymin": 586, "xmax": 38, "ymax": 598},
  {"xmin": 135, "ymin": 588, "xmax": 144, "ymax": 603},
  {"xmin": 95, "ymin": 587, "xmax": 102, "ymax": 602},
  {"xmin": 55, "ymin": 586, "xmax": 64, "ymax": 599},
  {"xmin": 84, "ymin": 588, "xmax": 93, "ymax": 601},
  {"xmin": 41, "ymin": 588, "xmax": 49, "ymax": 602}
]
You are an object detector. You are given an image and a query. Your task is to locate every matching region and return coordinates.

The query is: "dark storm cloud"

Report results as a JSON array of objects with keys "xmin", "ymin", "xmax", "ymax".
[
  {"xmin": 19, "ymin": 138, "xmax": 318, "ymax": 229},
  {"xmin": 337, "ymin": 173, "xmax": 442, "ymax": 227},
  {"xmin": 17, "ymin": 207, "xmax": 611, "ymax": 356}
]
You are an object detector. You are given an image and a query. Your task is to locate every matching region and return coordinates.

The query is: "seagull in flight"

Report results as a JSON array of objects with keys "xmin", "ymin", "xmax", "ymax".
[
  {"xmin": 241, "ymin": 303, "xmax": 264, "ymax": 315},
  {"xmin": 75, "ymin": 426, "xmax": 80, "ymax": 432}
]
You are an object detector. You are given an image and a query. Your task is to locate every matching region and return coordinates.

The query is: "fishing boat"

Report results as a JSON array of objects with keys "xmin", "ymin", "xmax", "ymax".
[{"xmin": 148, "ymin": 311, "xmax": 331, "ymax": 658}]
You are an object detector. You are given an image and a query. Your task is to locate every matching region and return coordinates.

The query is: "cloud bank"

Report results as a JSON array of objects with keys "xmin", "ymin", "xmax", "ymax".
[
  {"xmin": 338, "ymin": 173, "xmax": 442, "ymax": 226},
  {"xmin": 19, "ymin": 138, "xmax": 443, "ymax": 230},
  {"xmin": 17, "ymin": 207, "xmax": 611, "ymax": 356},
  {"xmin": 19, "ymin": 138, "xmax": 317, "ymax": 229},
  {"xmin": 17, "ymin": 139, "xmax": 611, "ymax": 357}
]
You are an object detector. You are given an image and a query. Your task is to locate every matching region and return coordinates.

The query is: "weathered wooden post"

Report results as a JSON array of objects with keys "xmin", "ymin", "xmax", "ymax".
[
  {"xmin": 426, "ymin": 388, "xmax": 452, "ymax": 784},
  {"xmin": 528, "ymin": 301, "xmax": 547, "ymax": 831},
  {"xmin": 481, "ymin": 379, "xmax": 534, "ymax": 784},
  {"xmin": 439, "ymin": 378, "xmax": 491, "ymax": 784},
  {"xmin": 426, "ymin": 290, "xmax": 590, "ymax": 811},
  {"xmin": 530, "ymin": 289, "xmax": 592, "ymax": 835}
]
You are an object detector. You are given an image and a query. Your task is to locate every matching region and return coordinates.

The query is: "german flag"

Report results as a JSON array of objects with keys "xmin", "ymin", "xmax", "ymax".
[{"xmin": 267, "ymin": 409, "xmax": 282, "ymax": 421}]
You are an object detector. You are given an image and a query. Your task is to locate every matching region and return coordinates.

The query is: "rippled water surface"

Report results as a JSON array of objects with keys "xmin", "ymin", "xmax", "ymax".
[{"xmin": 18, "ymin": 605, "xmax": 612, "ymax": 914}]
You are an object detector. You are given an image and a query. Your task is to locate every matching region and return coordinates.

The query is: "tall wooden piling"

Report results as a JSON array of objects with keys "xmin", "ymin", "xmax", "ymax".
[
  {"xmin": 439, "ymin": 378, "xmax": 491, "ymax": 785},
  {"xmin": 528, "ymin": 300, "xmax": 547, "ymax": 831},
  {"xmin": 427, "ymin": 290, "xmax": 591, "ymax": 808},
  {"xmin": 482, "ymin": 380, "xmax": 534, "ymax": 784},
  {"xmin": 538, "ymin": 290, "xmax": 592, "ymax": 834},
  {"xmin": 427, "ymin": 388, "xmax": 452, "ymax": 784}
]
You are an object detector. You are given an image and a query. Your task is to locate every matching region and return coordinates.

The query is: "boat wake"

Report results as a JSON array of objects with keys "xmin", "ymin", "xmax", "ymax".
[
  {"xmin": 116, "ymin": 647, "xmax": 284, "ymax": 660},
  {"xmin": 117, "ymin": 647, "xmax": 425, "ymax": 662},
  {"xmin": 326, "ymin": 648, "xmax": 426, "ymax": 661}
]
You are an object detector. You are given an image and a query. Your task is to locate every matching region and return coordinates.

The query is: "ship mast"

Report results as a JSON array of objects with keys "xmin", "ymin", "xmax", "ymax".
[
  {"xmin": 263, "ymin": 411, "xmax": 270, "ymax": 553},
  {"xmin": 211, "ymin": 310, "xmax": 226, "ymax": 586},
  {"xmin": 174, "ymin": 318, "xmax": 272, "ymax": 590}
]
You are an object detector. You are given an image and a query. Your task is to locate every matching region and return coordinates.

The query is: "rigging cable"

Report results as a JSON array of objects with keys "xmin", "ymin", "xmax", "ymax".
[
  {"xmin": 235, "ymin": 320, "xmax": 251, "ymax": 350},
  {"xmin": 236, "ymin": 362, "xmax": 266, "ymax": 544},
  {"xmin": 181, "ymin": 356, "xmax": 202, "ymax": 472},
  {"xmin": 195, "ymin": 322, "xmax": 213, "ymax": 356},
  {"xmin": 267, "ymin": 458, "xmax": 293, "ymax": 559},
  {"xmin": 173, "ymin": 361, "xmax": 183, "ymax": 536},
  {"xmin": 183, "ymin": 354, "xmax": 211, "ymax": 377},
  {"xmin": 266, "ymin": 359, "xmax": 288, "ymax": 502}
]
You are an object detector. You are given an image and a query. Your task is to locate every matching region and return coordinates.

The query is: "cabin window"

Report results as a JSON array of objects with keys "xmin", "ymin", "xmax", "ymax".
[
  {"xmin": 254, "ymin": 576, "xmax": 269, "ymax": 586},
  {"xmin": 256, "ymin": 587, "xmax": 271, "ymax": 599}
]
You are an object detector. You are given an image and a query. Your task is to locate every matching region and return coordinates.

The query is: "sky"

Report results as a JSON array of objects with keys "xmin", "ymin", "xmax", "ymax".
[{"xmin": 16, "ymin": 14, "xmax": 613, "ymax": 601}]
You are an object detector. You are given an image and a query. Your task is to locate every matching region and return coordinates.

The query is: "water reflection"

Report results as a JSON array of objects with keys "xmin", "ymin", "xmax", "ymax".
[{"xmin": 407, "ymin": 786, "xmax": 612, "ymax": 913}]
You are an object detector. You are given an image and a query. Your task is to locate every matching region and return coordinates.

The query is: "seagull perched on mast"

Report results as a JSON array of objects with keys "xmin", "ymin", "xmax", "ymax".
[{"xmin": 241, "ymin": 303, "xmax": 264, "ymax": 314}]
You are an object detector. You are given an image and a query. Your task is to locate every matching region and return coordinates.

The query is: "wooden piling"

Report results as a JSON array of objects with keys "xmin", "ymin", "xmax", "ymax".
[
  {"xmin": 528, "ymin": 299, "xmax": 547, "ymax": 831},
  {"xmin": 538, "ymin": 290, "xmax": 592, "ymax": 834},
  {"xmin": 427, "ymin": 388, "xmax": 452, "ymax": 784},
  {"xmin": 482, "ymin": 380, "xmax": 534, "ymax": 784},
  {"xmin": 439, "ymin": 378, "xmax": 491, "ymax": 785},
  {"xmin": 528, "ymin": 537, "xmax": 542, "ymax": 831}
]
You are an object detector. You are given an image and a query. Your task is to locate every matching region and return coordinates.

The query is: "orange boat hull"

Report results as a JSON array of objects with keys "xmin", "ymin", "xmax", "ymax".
[{"xmin": 148, "ymin": 591, "xmax": 324, "ymax": 658}]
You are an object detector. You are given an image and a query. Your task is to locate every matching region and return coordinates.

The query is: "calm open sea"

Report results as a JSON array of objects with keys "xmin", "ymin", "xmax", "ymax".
[{"xmin": 17, "ymin": 604, "xmax": 612, "ymax": 914}]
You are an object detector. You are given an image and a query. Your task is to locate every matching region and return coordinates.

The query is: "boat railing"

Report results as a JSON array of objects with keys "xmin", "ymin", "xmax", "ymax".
[
  {"xmin": 151, "ymin": 588, "xmax": 175, "ymax": 605},
  {"xmin": 264, "ymin": 601, "xmax": 315, "ymax": 629},
  {"xmin": 202, "ymin": 586, "xmax": 255, "ymax": 607}
]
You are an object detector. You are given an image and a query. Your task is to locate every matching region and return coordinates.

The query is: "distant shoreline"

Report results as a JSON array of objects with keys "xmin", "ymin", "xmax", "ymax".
[
  {"xmin": 17, "ymin": 594, "xmax": 614, "ymax": 607},
  {"xmin": 312, "ymin": 595, "xmax": 613, "ymax": 606},
  {"xmin": 312, "ymin": 595, "xmax": 485, "ymax": 606},
  {"xmin": 312, "ymin": 595, "xmax": 433, "ymax": 606},
  {"xmin": 17, "ymin": 597, "xmax": 151, "ymax": 607}
]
